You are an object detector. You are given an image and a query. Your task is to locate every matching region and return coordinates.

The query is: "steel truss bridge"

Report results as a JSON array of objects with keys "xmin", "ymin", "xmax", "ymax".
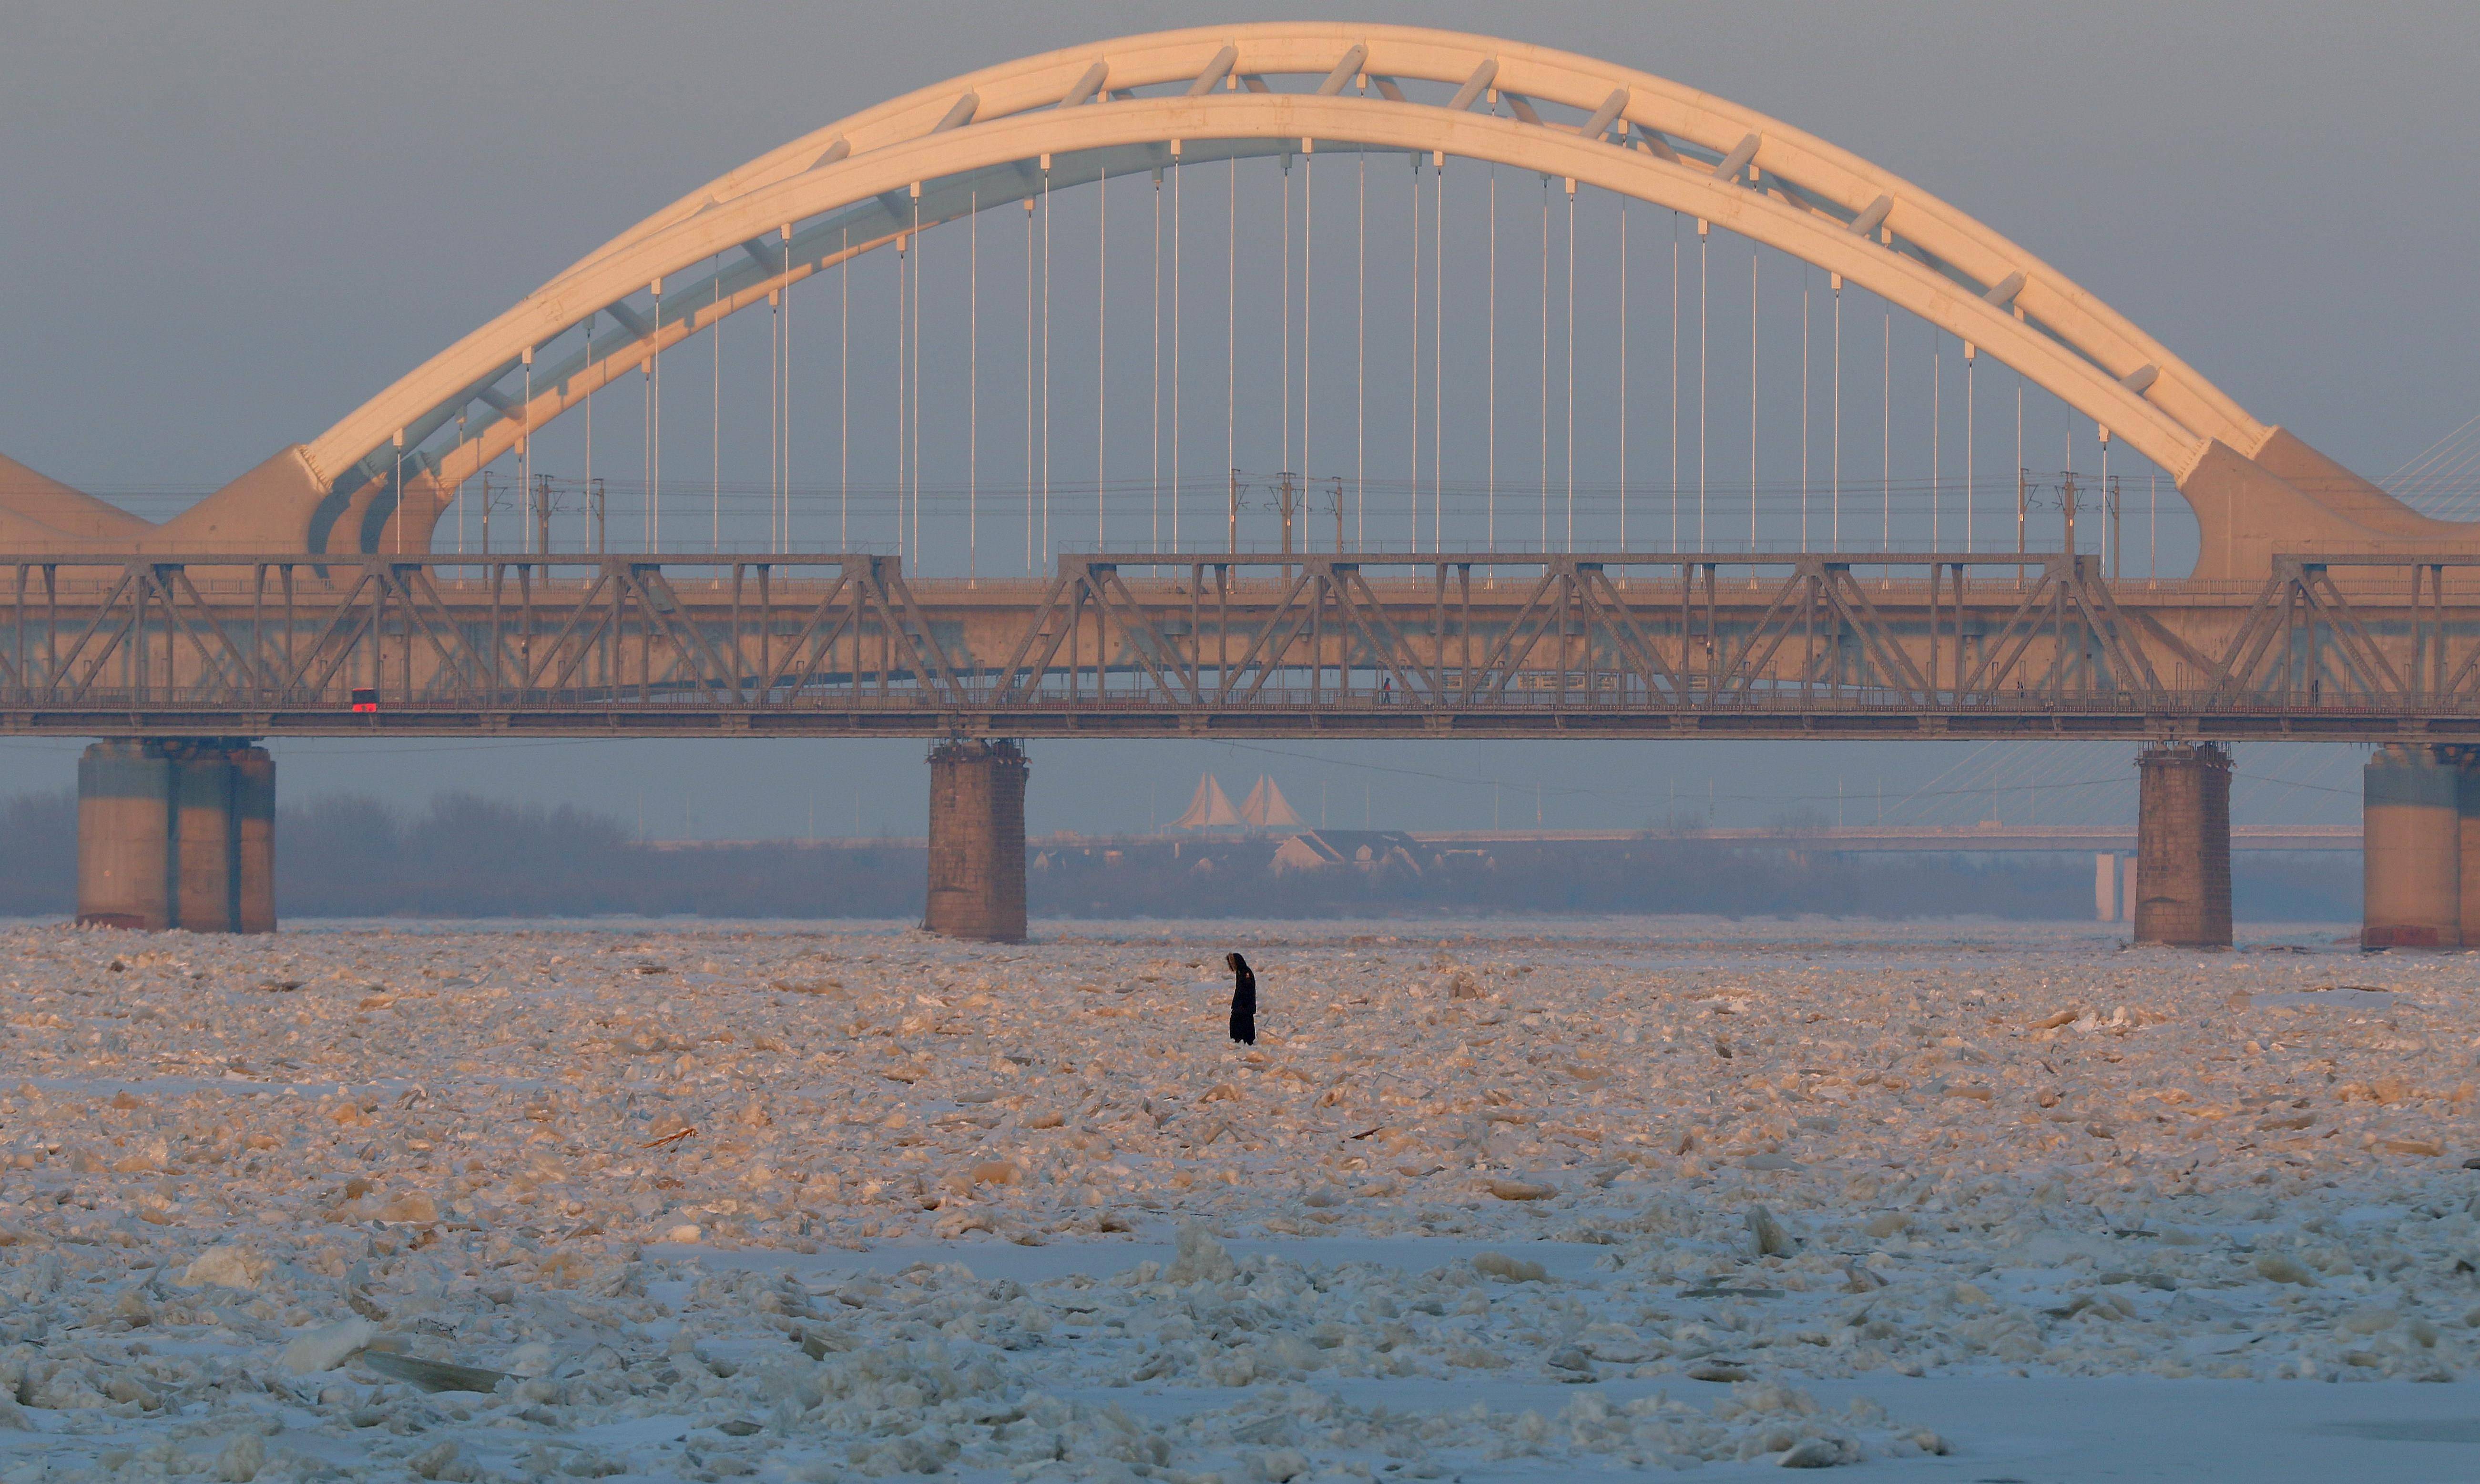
[{"xmin": 6, "ymin": 549, "xmax": 2480, "ymax": 741}]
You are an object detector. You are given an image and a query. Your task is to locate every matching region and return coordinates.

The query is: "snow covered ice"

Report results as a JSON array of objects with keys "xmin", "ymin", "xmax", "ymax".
[{"xmin": 4, "ymin": 915, "xmax": 2480, "ymax": 1481}]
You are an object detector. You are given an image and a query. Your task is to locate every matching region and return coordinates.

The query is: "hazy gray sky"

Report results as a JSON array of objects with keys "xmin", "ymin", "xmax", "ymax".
[{"xmin": 1, "ymin": 2, "xmax": 2467, "ymax": 837}]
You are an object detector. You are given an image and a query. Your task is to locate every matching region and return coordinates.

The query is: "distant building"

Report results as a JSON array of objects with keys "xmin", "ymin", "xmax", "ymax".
[{"xmin": 1269, "ymin": 829, "xmax": 1425, "ymax": 876}]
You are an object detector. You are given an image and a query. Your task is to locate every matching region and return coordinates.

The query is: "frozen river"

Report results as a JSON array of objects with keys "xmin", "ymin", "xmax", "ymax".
[{"xmin": 2, "ymin": 915, "xmax": 2477, "ymax": 1480}]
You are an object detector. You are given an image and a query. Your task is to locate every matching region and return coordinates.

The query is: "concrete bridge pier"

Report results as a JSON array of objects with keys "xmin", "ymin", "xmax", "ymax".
[
  {"xmin": 2133, "ymin": 742, "xmax": 2232, "ymax": 947},
  {"xmin": 2362, "ymin": 743, "xmax": 2462, "ymax": 949},
  {"xmin": 923, "ymin": 738, "xmax": 1027, "ymax": 943},
  {"xmin": 77, "ymin": 739, "xmax": 275, "ymax": 933}
]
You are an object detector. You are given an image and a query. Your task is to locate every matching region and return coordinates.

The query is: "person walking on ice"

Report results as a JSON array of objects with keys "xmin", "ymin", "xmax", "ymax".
[{"xmin": 1225, "ymin": 952, "xmax": 1257, "ymax": 1045}]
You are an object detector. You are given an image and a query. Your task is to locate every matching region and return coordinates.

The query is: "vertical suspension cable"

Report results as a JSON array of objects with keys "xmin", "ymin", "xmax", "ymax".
[
  {"xmin": 582, "ymin": 318, "xmax": 593, "ymax": 544},
  {"xmin": 1043, "ymin": 161, "xmax": 1053, "ymax": 562},
  {"xmin": 1696, "ymin": 218, "xmax": 1707, "ymax": 549},
  {"xmin": 1932, "ymin": 329, "xmax": 1942, "ymax": 552},
  {"xmin": 1619, "ymin": 197, "xmax": 1627, "ymax": 551},
  {"xmin": 1540, "ymin": 177, "xmax": 1549, "ymax": 550},
  {"xmin": 1024, "ymin": 201, "xmax": 1034, "ymax": 571},
  {"xmin": 711, "ymin": 263, "xmax": 720, "ymax": 552},
  {"xmin": 1671, "ymin": 213, "xmax": 1680, "ymax": 548},
  {"xmin": 2148, "ymin": 470, "xmax": 2157, "ymax": 583},
  {"xmin": 1357, "ymin": 146, "xmax": 1366, "ymax": 546},
  {"xmin": 1433, "ymin": 152, "xmax": 1443, "ymax": 547},
  {"xmin": 1748, "ymin": 247, "xmax": 1757, "ymax": 549},
  {"xmin": 910, "ymin": 201, "xmax": 921, "ymax": 561},
  {"xmin": 1150, "ymin": 171, "xmax": 1160, "ymax": 553},
  {"xmin": 1283, "ymin": 153, "xmax": 1292, "ymax": 485},
  {"xmin": 1486, "ymin": 162, "xmax": 1495, "ymax": 549},
  {"xmin": 1098, "ymin": 166, "xmax": 1108, "ymax": 549},
  {"xmin": 1965, "ymin": 341, "xmax": 1975, "ymax": 553},
  {"xmin": 1303, "ymin": 147, "xmax": 1314, "ymax": 508},
  {"xmin": 840, "ymin": 226, "xmax": 848, "ymax": 551},
  {"xmin": 971, "ymin": 190, "xmax": 980, "ymax": 577},
  {"xmin": 784, "ymin": 225, "xmax": 794, "ymax": 550},
  {"xmin": 1800, "ymin": 270, "xmax": 1809, "ymax": 550},
  {"xmin": 1226, "ymin": 157, "xmax": 1235, "ymax": 538},
  {"xmin": 1882, "ymin": 300, "xmax": 1891, "ymax": 548},
  {"xmin": 2016, "ymin": 375, "xmax": 2025, "ymax": 559},
  {"xmin": 455, "ymin": 411, "xmax": 468, "ymax": 555},
  {"xmin": 1831, "ymin": 273, "xmax": 1841, "ymax": 548},
  {"xmin": 770, "ymin": 286, "xmax": 782, "ymax": 543},
  {"xmin": 1412, "ymin": 155, "xmax": 1423, "ymax": 546},
  {"xmin": 642, "ymin": 282, "xmax": 655, "ymax": 550},
  {"xmin": 908, "ymin": 233, "xmax": 918, "ymax": 562},
  {"xmin": 1565, "ymin": 176, "xmax": 1575, "ymax": 551},
  {"xmin": 1174, "ymin": 144, "xmax": 1183, "ymax": 551},
  {"xmin": 895, "ymin": 233, "xmax": 907, "ymax": 559},
  {"xmin": 520, "ymin": 350, "xmax": 532, "ymax": 552}
]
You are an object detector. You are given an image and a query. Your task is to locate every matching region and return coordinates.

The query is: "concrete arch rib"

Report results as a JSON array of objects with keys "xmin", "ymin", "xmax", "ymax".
[{"xmin": 46, "ymin": 22, "xmax": 2460, "ymax": 577}]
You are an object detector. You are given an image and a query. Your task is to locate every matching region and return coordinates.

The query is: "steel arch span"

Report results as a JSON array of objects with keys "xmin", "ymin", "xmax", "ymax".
[{"xmin": 6, "ymin": 22, "xmax": 2462, "ymax": 578}]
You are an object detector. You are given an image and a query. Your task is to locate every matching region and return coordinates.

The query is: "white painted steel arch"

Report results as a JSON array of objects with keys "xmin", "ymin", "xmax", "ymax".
[{"xmin": 12, "ymin": 22, "xmax": 2460, "ymax": 574}]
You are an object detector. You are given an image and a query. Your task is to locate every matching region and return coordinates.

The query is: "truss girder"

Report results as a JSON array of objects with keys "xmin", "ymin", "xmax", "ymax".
[{"xmin": 0, "ymin": 552, "xmax": 2478, "ymax": 736}]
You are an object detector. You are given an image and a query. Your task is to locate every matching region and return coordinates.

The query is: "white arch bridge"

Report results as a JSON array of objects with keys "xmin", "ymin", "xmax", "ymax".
[{"xmin": 2, "ymin": 21, "xmax": 2467, "ymax": 582}]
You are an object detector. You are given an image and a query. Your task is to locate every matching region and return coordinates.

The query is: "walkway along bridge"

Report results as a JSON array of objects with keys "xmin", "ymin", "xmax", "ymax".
[{"xmin": 14, "ymin": 23, "xmax": 2480, "ymax": 946}]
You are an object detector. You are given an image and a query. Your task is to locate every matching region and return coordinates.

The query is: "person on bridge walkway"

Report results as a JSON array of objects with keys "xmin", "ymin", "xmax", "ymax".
[{"xmin": 1226, "ymin": 952, "xmax": 1257, "ymax": 1046}]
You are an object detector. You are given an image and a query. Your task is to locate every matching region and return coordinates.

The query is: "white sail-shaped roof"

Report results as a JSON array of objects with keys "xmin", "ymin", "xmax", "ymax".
[
  {"xmin": 1171, "ymin": 773, "xmax": 1242, "ymax": 829},
  {"xmin": 1239, "ymin": 775, "xmax": 1306, "ymax": 829}
]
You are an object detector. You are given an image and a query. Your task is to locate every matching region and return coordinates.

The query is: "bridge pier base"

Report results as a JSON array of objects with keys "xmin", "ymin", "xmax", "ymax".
[
  {"xmin": 77, "ymin": 739, "xmax": 275, "ymax": 933},
  {"xmin": 2133, "ymin": 743, "xmax": 2231, "ymax": 948},
  {"xmin": 2362, "ymin": 743, "xmax": 2461, "ymax": 949},
  {"xmin": 923, "ymin": 739, "xmax": 1026, "ymax": 943}
]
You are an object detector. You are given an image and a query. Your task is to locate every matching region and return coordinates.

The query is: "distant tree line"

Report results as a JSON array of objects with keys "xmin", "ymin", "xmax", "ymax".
[{"xmin": 0, "ymin": 790, "xmax": 2359, "ymax": 923}]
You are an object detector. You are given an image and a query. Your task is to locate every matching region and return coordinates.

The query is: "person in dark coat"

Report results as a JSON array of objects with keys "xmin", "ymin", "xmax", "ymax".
[{"xmin": 1225, "ymin": 952, "xmax": 1257, "ymax": 1045}]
